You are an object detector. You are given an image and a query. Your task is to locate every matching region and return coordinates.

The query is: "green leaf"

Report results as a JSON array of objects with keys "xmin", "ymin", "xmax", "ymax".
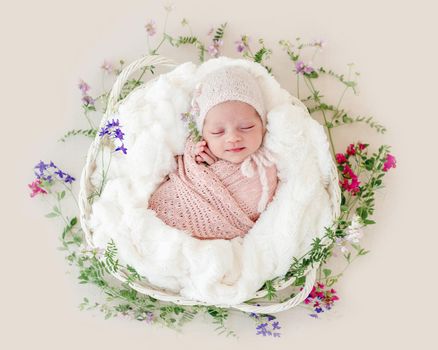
[
  {"xmin": 294, "ymin": 275, "xmax": 306, "ymax": 286},
  {"xmin": 323, "ymin": 268, "xmax": 332, "ymax": 277},
  {"xmin": 45, "ymin": 212, "xmax": 59, "ymax": 218}
]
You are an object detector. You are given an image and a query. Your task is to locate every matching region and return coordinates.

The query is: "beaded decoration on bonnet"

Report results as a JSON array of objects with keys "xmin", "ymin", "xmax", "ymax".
[{"xmin": 190, "ymin": 65, "xmax": 277, "ymax": 213}]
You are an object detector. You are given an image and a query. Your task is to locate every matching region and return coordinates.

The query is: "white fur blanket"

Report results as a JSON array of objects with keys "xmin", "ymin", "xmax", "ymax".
[{"xmin": 87, "ymin": 57, "xmax": 336, "ymax": 305}]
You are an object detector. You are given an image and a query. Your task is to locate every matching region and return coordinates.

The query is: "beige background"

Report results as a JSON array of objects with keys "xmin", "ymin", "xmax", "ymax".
[{"xmin": 1, "ymin": 0, "xmax": 437, "ymax": 348}]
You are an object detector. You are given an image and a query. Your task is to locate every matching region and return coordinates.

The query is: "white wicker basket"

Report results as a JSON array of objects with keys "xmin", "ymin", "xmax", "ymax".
[{"xmin": 78, "ymin": 54, "xmax": 341, "ymax": 314}]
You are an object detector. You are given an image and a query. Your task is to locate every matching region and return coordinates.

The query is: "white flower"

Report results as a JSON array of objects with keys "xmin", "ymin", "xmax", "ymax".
[
  {"xmin": 344, "ymin": 215, "xmax": 364, "ymax": 243},
  {"xmin": 164, "ymin": 3, "xmax": 174, "ymax": 12}
]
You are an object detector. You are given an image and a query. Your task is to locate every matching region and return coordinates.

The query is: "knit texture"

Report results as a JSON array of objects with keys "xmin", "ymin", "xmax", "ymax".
[
  {"xmin": 193, "ymin": 65, "xmax": 266, "ymax": 133},
  {"xmin": 148, "ymin": 137, "xmax": 278, "ymax": 240}
]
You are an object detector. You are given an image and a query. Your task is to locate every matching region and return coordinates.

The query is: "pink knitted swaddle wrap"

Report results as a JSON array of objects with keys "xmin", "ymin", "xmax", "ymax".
[{"xmin": 148, "ymin": 137, "xmax": 278, "ymax": 240}]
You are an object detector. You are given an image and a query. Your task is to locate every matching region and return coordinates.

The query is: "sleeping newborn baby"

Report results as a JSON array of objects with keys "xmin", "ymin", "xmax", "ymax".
[{"xmin": 148, "ymin": 65, "xmax": 278, "ymax": 240}]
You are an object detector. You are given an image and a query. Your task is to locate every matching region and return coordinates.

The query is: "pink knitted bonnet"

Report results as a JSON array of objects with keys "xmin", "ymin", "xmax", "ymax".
[{"xmin": 192, "ymin": 65, "xmax": 266, "ymax": 133}]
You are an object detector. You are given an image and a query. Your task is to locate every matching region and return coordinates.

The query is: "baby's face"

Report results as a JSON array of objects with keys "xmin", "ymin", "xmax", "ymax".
[{"xmin": 202, "ymin": 100, "xmax": 265, "ymax": 164}]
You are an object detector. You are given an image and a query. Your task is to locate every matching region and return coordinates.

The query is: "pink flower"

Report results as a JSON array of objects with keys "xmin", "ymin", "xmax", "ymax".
[
  {"xmin": 295, "ymin": 60, "xmax": 314, "ymax": 75},
  {"xmin": 145, "ymin": 20, "xmax": 156, "ymax": 36},
  {"xmin": 28, "ymin": 179, "xmax": 47, "ymax": 198},
  {"xmin": 208, "ymin": 39, "xmax": 223, "ymax": 57},
  {"xmin": 78, "ymin": 79, "xmax": 90, "ymax": 94},
  {"xmin": 383, "ymin": 153, "xmax": 397, "ymax": 172},
  {"xmin": 346, "ymin": 143, "xmax": 356, "ymax": 156},
  {"xmin": 101, "ymin": 60, "xmax": 114, "ymax": 74},
  {"xmin": 335, "ymin": 153, "xmax": 347, "ymax": 164}
]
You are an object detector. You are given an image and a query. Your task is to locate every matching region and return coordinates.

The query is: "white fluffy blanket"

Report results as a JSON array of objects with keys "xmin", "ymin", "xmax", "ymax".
[{"xmin": 87, "ymin": 57, "xmax": 336, "ymax": 305}]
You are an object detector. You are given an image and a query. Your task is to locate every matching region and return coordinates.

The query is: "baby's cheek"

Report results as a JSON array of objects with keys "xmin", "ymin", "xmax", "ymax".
[{"xmin": 208, "ymin": 141, "xmax": 222, "ymax": 158}]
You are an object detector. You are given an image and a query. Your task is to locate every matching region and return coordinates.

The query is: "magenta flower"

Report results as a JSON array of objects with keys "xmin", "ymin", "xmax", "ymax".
[
  {"xmin": 295, "ymin": 60, "xmax": 314, "ymax": 75},
  {"xmin": 145, "ymin": 20, "xmax": 156, "ymax": 36},
  {"xmin": 346, "ymin": 143, "xmax": 356, "ymax": 156},
  {"xmin": 358, "ymin": 142, "xmax": 367, "ymax": 151},
  {"xmin": 340, "ymin": 164, "xmax": 361, "ymax": 195},
  {"xmin": 78, "ymin": 79, "xmax": 90, "ymax": 94},
  {"xmin": 335, "ymin": 153, "xmax": 348, "ymax": 164},
  {"xmin": 301, "ymin": 282, "xmax": 339, "ymax": 318},
  {"xmin": 383, "ymin": 153, "xmax": 397, "ymax": 172},
  {"xmin": 28, "ymin": 179, "xmax": 47, "ymax": 198}
]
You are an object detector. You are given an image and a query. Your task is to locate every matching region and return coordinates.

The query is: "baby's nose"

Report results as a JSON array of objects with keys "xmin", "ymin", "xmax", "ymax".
[{"xmin": 226, "ymin": 132, "xmax": 242, "ymax": 143}]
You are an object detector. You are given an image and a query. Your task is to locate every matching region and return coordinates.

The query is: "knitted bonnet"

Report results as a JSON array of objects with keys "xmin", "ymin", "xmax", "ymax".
[{"xmin": 192, "ymin": 65, "xmax": 266, "ymax": 133}]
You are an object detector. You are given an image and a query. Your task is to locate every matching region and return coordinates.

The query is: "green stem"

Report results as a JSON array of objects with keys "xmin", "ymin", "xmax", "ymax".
[
  {"xmin": 304, "ymin": 77, "xmax": 337, "ymax": 159},
  {"xmin": 296, "ymin": 74, "xmax": 300, "ymax": 99}
]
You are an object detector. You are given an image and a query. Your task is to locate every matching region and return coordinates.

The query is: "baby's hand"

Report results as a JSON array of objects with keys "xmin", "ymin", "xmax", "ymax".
[{"xmin": 193, "ymin": 140, "xmax": 218, "ymax": 165}]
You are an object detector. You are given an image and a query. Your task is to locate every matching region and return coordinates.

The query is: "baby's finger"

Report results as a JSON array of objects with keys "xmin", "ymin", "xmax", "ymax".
[
  {"xmin": 199, "ymin": 152, "xmax": 215, "ymax": 165},
  {"xmin": 203, "ymin": 147, "xmax": 218, "ymax": 162}
]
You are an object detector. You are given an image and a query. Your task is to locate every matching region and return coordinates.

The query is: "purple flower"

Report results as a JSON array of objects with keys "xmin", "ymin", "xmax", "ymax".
[
  {"xmin": 115, "ymin": 144, "xmax": 127, "ymax": 154},
  {"xmin": 64, "ymin": 174, "xmax": 75, "ymax": 184},
  {"xmin": 113, "ymin": 128, "xmax": 125, "ymax": 140},
  {"xmin": 235, "ymin": 40, "xmax": 246, "ymax": 53},
  {"xmin": 81, "ymin": 95, "xmax": 95, "ymax": 106},
  {"xmin": 33, "ymin": 161, "xmax": 75, "ymax": 186},
  {"xmin": 145, "ymin": 20, "xmax": 156, "ymax": 36},
  {"xmin": 315, "ymin": 307, "xmax": 323, "ymax": 313},
  {"xmin": 295, "ymin": 60, "xmax": 314, "ymax": 75},
  {"xmin": 106, "ymin": 119, "xmax": 120, "ymax": 128},
  {"xmin": 272, "ymin": 321, "xmax": 281, "ymax": 330},
  {"xmin": 99, "ymin": 118, "xmax": 128, "ymax": 155},
  {"xmin": 54, "ymin": 169, "xmax": 66, "ymax": 179},
  {"xmin": 78, "ymin": 79, "xmax": 90, "ymax": 94},
  {"xmin": 99, "ymin": 127, "xmax": 110, "ymax": 137},
  {"xmin": 34, "ymin": 161, "xmax": 48, "ymax": 174},
  {"xmin": 208, "ymin": 39, "xmax": 223, "ymax": 58},
  {"xmin": 273, "ymin": 333, "xmax": 281, "ymax": 338},
  {"xmin": 256, "ymin": 323, "xmax": 272, "ymax": 336},
  {"xmin": 145, "ymin": 312, "xmax": 154, "ymax": 324}
]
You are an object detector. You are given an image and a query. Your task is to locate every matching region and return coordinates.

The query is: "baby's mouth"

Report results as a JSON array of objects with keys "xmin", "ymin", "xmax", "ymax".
[{"xmin": 227, "ymin": 147, "xmax": 246, "ymax": 153}]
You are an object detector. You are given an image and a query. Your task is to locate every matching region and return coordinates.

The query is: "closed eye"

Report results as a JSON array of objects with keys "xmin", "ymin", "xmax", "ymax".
[{"xmin": 241, "ymin": 126, "xmax": 254, "ymax": 130}]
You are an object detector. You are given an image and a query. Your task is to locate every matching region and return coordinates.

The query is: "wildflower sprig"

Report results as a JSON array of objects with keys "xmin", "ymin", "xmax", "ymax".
[
  {"xmin": 250, "ymin": 312, "xmax": 282, "ymax": 337},
  {"xmin": 236, "ymin": 35, "xmax": 273, "ymax": 73}
]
